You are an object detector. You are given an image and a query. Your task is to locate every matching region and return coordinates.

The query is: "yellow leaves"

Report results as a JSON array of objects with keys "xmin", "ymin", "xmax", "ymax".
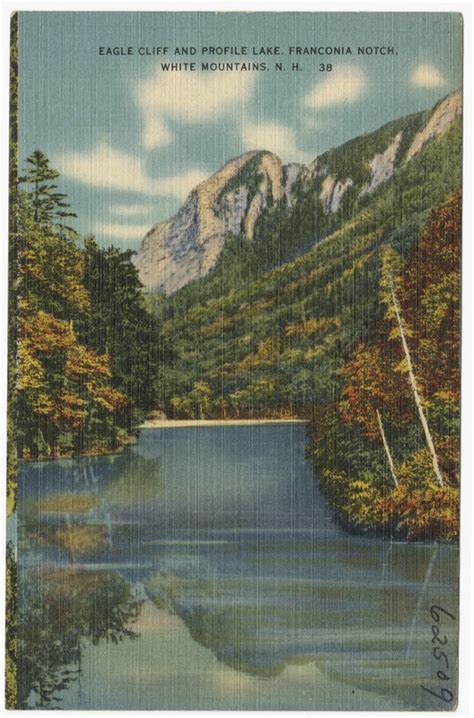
[
  {"xmin": 285, "ymin": 348, "xmax": 304, "ymax": 364},
  {"xmin": 20, "ymin": 309, "xmax": 75, "ymax": 353},
  {"xmin": 66, "ymin": 344, "xmax": 111, "ymax": 378},
  {"xmin": 170, "ymin": 396, "xmax": 192, "ymax": 418},
  {"xmin": 17, "ymin": 340, "xmax": 44, "ymax": 390},
  {"xmin": 33, "ymin": 393, "xmax": 55, "ymax": 415},
  {"xmin": 51, "ymin": 248, "xmax": 90, "ymax": 312},
  {"xmin": 256, "ymin": 336, "xmax": 279, "ymax": 360},
  {"xmin": 304, "ymin": 346, "xmax": 325, "ymax": 362},
  {"xmin": 19, "ymin": 246, "xmax": 47, "ymax": 283},
  {"xmin": 394, "ymin": 356, "xmax": 410, "ymax": 375},
  {"xmin": 281, "ymin": 267, "xmax": 322, "ymax": 297},
  {"xmin": 349, "ymin": 479, "xmax": 373, "ymax": 492},
  {"xmin": 85, "ymin": 383, "xmax": 127, "ymax": 412},
  {"xmin": 421, "ymin": 271, "xmax": 460, "ymax": 330},
  {"xmin": 229, "ymin": 378, "xmax": 277, "ymax": 407},
  {"xmin": 396, "ymin": 447, "xmax": 445, "ymax": 490},
  {"xmin": 239, "ymin": 335, "xmax": 280, "ymax": 369},
  {"xmin": 60, "ymin": 392, "xmax": 87, "ymax": 407},
  {"xmin": 341, "ymin": 249, "xmax": 376, "ymax": 281},
  {"xmin": 345, "ymin": 478, "xmax": 386, "ymax": 527},
  {"xmin": 199, "ymin": 314, "xmax": 235, "ymax": 339},
  {"xmin": 380, "ymin": 245, "xmax": 403, "ymax": 316},
  {"xmin": 319, "ymin": 469, "xmax": 386, "ymax": 528},
  {"xmin": 250, "ymin": 299, "xmax": 273, "ymax": 314},
  {"xmin": 285, "ymin": 316, "xmax": 339, "ymax": 339},
  {"xmin": 18, "ymin": 302, "xmax": 124, "ymax": 430},
  {"xmin": 18, "ymin": 222, "xmax": 91, "ymax": 314},
  {"xmin": 385, "ymin": 483, "xmax": 459, "ymax": 541},
  {"xmin": 59, "ymin": 392, "xmax": 88, "ymax": 427}
]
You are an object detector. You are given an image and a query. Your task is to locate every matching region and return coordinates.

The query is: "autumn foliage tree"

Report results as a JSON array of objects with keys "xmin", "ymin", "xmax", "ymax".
[
  {"xmin": 16, "ymin": 153, "xmax": 129, "ymax": 457},
  {"xmin": 312, "ymin": 193, "xmax": 461, "ymax": 541}
]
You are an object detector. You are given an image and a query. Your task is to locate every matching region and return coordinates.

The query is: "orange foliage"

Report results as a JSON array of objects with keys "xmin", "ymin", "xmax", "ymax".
[
  {"xmin": 382, "ymin": 484, "xmax": 459, "ymax": 541},
  {"xmin": 239, "ymin": 336, "xmax": 280, "ymax": 369},
  {"xmin": 20, "ymin": 308, "xmax": 75, "ymax": 353},
  {"xmin": 285, "ymin": 316, "xmax": 340, "ymax": 339},
  {"xmin": 65, "ymin": 345, "xmax": 111, "ymax": 378},
  {"xmin": 85, "ymin": 383, "xmax": 127, "ymax": 412},
  {"xmin": 339, "ymin": 342, "xmax": 411, "ymax": 439},
  {"xmin": 402, "ymin": 191, "xmax": 461, "ymax": 399}
]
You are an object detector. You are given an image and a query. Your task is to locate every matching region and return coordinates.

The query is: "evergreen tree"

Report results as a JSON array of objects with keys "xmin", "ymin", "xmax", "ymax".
[
  {"xmin": 81, "ymin": 237, "xmax": 160, "ymax": 426},
  {"xmin": 16, "ymin": 154, "xmax": 131, "ymax": 458},
  {"xmin": 19, "ymin": 150, "xmax": 77, "ymax": 234}
]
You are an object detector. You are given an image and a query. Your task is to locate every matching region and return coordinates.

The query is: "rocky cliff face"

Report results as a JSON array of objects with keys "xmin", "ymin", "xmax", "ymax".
[
  {"xmin": 319, "ymin": 175, "xmax": 354, "ymax": 213},
  {"xmin": 359, "ymin": 131, "xmax": 402, "ymax": 197},
  {"xmin": 136, "ymin": 91, "xmax": 461, "ymax": 295},
  {"xmin": 405, "ymin": 91, "xmax": 462, "ymax": 161},
  {"xmin": 135, "ymin": 150, "xmax": 298, "ymax": 294}
]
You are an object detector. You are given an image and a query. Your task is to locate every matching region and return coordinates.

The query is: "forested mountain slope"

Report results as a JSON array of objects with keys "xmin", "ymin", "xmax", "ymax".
[
  {"xmin": 137, "ymin": 91, "xmax": 461, "ymax": 299},
  {"xmin": 151, "ymin": 92, "xmax": 461, "ymax": 421}
]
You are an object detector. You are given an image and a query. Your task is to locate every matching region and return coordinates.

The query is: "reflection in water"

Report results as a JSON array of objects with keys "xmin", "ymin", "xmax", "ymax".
[
  {"xmin": 17, "ymin": 454, "xmax": 157, "ymax": 707},
  {"xmin": 103, "ymin": 453, "xmax": 161, "ymax": 507},
  {"xmin": 17, "ymin": 568, "xmax": 141, "ymax": 708},
  {"xmin": 16, "ymin": 425, "xmax": 459, "ymax": 710},
  {"xmin": 143, "ymin": 533, "xmax": 457, "ymax": 707}
]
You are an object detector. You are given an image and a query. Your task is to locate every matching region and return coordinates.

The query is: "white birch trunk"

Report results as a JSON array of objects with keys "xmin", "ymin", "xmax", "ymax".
[
  {"xmin": 376, "ymin": 408, "xmax": 399, "ymax": 488},
  {"xmin": 388, "ymin": 273, "xmax": 444, "ymax": 487}
]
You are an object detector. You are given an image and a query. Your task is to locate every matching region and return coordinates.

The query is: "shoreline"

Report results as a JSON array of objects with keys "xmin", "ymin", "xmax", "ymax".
[
  {"xmin": 140, "ymin": 418, "xmax": 307, "ymax": 429},
  {"xmin": 18, "ymin": 420, "xmax": 307, "ymax": 460}
]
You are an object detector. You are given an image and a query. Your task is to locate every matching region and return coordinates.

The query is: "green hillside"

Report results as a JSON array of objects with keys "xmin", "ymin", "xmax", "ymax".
[
  {"xmin": 154, "ymin": 114, "xmax": 461, "ymax": 419},
  {"xmin": 162, "ymin": 106, "xmax": 431, "ymax": 316}
]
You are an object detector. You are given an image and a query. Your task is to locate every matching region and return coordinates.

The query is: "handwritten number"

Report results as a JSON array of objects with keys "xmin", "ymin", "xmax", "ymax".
[
  {"xmin": 423, "ymin": 606, "xmax": 455, "ymax": 704},
  {"xmin": 430, "ymin": 605, "xmax": 456, "ymax": 622},
  {"xmin": 433, "ymin": 646, "xmax": 449, "ymax": 670},
  {"xmin": 421, "ymin": 685, "xmax": 454, "ymax": 703},
  {"xmin": 431, "ymin": 625, "xmax": 448, "ymax": 645}
]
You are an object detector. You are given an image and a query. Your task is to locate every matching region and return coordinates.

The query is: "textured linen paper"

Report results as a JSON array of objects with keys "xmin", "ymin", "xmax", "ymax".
[{"xmin": 6, "ymin": 11, "xmax": 462, "ymax": 710}]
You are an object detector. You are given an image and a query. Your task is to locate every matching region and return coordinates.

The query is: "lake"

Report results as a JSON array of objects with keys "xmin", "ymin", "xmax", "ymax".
[{"xmin": 16, "ymin": 423, "xmax": 458, "ymax": 710}]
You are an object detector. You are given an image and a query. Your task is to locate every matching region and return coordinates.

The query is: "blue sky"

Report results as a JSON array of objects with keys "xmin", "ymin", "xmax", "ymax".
[{"xmin": 18, "ymin": 11, "xmax": 462, "ymax": 250}]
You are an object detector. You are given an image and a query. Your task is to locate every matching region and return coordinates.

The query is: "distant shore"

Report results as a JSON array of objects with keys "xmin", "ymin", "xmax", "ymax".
[{"xmin": 140, "ymin": 418, "xmax": 307, "ymax": 429}]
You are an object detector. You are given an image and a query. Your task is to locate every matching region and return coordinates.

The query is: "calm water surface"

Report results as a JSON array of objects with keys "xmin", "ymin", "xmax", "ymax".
[{"xmin": 17, "ymin": 424, "xmax": 458, "ymax": 710}]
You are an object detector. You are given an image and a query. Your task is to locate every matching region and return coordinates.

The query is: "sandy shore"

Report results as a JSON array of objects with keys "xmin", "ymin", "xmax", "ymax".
[{"xmin": 140, "ymin": 418, "xmax": 307, "ymax": 429}]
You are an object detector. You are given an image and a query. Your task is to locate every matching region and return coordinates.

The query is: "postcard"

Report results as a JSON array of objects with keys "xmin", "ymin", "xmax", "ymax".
[{"xmin": 6, "ymin": 10, "xmax": 462, "ymax": 710}]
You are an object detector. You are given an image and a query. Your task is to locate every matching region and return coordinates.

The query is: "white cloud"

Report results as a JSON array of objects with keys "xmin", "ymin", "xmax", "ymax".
[
  {"xmin": 156, "ymin": 169, "xmax": 208, "ymax": 199},
  {"xmin": 411, "ymin": 63, "xmax": 446, "ymax": 88},
  {"xmin": 137, "ymin": 69, "xmax": 256, "ymax": 149},
  {"xmin": 138, "ymin": 69, "xmax": 255, "ymax": 120},
  {"xmin": 93, "ymin": 222, "xmax": 151, "ymax": 241},
  {"xmin": 60, "ymin": 143, "xmax": 156, "ymax": 194},
  {"xmin": 304, "ymin": 67, "xmax": 366, "ymax": 108},
  {"xmin": 242, "ymin": 121, "xmax": 309, "ymax": 163},
  {"xmin": 303, "ymin": 116, "xmax": 320, "ymax": 130},
  {"xmin": 142, "ymin": 116, "xmax": 172, "ymax": 151},
  {"xmin": 58, "ymin": 143, "xmax": 206, "ymax": 200},
  {"xmin": 110, "ymin": 203, "xmax": 150, "ymax": 217}
]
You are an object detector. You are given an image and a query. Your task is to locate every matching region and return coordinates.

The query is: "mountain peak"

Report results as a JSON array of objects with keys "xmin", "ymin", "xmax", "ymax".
[
  {"xmin": 135, "ymin": 149, "xmax": 291, "ymax": 294},
  {"xmin": 405, "ymin": 90, "xmax": 462, "ymax": 161},
  {"xmin": 135, "ymin": 92, "xmax": 462, "ymax": 296}
]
